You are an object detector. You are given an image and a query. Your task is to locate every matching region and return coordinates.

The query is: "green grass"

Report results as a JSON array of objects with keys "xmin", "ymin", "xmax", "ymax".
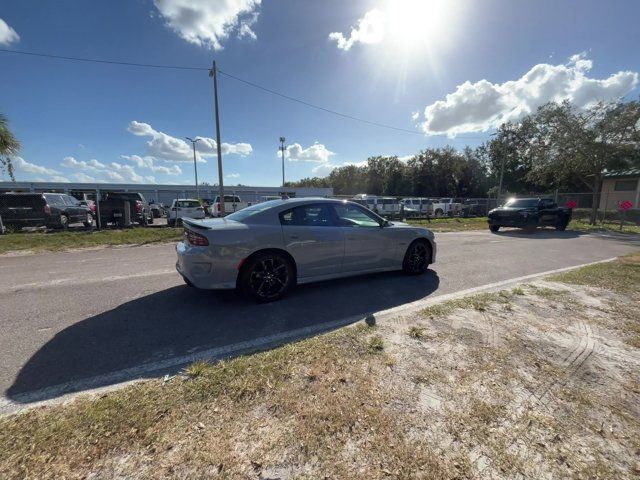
[
  {"xmin": 549, "ymin": 251, "xmax": 640, "ymax": 294},
  {"xmin": 420, "ymin": 290, "xmax": 517, "ymax": 318},
  {"xmin": 406, "ymin": 216, "xmax": 488, "ymax": 232},
  {"xmin": 568, "ymin": 219, "xmax": 640, "ymax": 234},
  {"xmin": 0, "ymin": 228, "xmax": 183, "ymax": 254}
]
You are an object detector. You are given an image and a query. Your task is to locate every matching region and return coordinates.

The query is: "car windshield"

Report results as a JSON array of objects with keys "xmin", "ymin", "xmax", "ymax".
[
  {"xmin": 504, "ymin": 199, "xmax": 539, "ymax": 208},
  {"xmin": 225, "ymin": 200, "xmax": 280, "ymax": 221}
]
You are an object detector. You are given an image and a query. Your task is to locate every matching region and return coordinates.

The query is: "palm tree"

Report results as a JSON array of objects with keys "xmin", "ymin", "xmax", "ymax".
[{"xmin": 0, "ymin": 113, "xmax": 20, "ymax": 181}]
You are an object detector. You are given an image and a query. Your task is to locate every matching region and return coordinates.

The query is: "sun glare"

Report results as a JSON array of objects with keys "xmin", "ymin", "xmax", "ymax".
[{"xmin": 387, "ymin": 0, "xmax": 454, "ymax": 50}]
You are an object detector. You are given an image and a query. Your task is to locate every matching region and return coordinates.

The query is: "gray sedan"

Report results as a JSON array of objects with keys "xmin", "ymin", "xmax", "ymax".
[{"xmin": 176, "ymin": 198, "xmax": 436, "ymax": 302}]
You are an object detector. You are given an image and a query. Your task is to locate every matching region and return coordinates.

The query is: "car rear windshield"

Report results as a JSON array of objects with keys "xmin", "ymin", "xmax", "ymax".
[
  {"xmin": 0, "ymin": 194, "xmax": 45, "ymax": 207},
  {"xmin": 504, "ymin": 199, "xmax": 539, "ymax": 208},
  {"xmin": 177, "ymin": 201, "xmax": 201, "ymax": 208},
  {"xmin": 225, "ymin": 201, "xmax": 278, "ymax": 222}
]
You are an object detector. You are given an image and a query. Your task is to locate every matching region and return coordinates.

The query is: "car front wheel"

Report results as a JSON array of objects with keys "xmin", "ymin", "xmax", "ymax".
[
  {"xmin": 489, "ymin": 225, "xmax": 500, "ymax": 232},
  {"xmin": 240, "ymin": 252, "xmax": 294, "ymax": 302},
  {"xmin": 402, "ymin": 240, "xmax": 431, "ymax": 275},
  {"xmin": 83, "ymin": 213, "xmax": 94, "ymax": 229}
]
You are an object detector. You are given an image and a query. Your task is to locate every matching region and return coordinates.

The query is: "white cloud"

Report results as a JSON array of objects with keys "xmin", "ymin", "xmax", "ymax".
[
  {"xmin": 416, "ymin": 53, "xmax": 639, "ymax": 137},
  {"xmin": 14, "ymin": 157, "xmax": 59, "ymax": 176},
  {"xmin": 128, "ymin": 121, "xmax": 252, "ymax": 162},
  {"xmin": 120, "ymin": 155, "xmax": 182, "ymax": 176},
  {"xmin": 281, "ymin": 142, "xmax": 335, "ymax": 164},
  {"xmin": 152, "ymin": 0, "xmax": 261, "ymax": 50},
  {"xmin": 61, "ymin": 156, "xmax": 106, "ymax": 170},
  {"xmin": 0, "ymin": 18, "xmax": 20, "ymax": 46},
  {"xmin": 329, "ymin": 9, "xmax": 385, "ymax": 51},
  {"xmin": 411, "ymin": 111, "xmax": 420, "ymax": 121},
  {"xmin": 73, "ymin": 173, "xmax": 96, "ymax": 182},
  {"xmin": 226, "ymin": 172, "xmax": 240, "ymax": 178},
  {"xmin": 110, "ymin": 162, "xmax": 145, "ymax": 183},
  {"xmin": 50, "ymin": 176, "xmax": 70, "ymax": 183}
]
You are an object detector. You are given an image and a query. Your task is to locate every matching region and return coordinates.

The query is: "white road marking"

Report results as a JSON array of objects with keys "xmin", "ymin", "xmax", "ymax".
[
  {"xmin": 0, "ymin": 256, "xmax": 620, "ymax": 415},
  {"xmin": 6, "ymin": 269, "xmax": 176, "ymax": 293}
]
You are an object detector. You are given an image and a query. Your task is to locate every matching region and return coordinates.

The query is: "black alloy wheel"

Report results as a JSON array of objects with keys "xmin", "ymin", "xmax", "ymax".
[
  {"xmin": 241, "ymin": 253, "xmax": 294, "ymax": 302},
  {"xmin": 403, "ymin": 240, "xmax": 430, "ymax": 275}
]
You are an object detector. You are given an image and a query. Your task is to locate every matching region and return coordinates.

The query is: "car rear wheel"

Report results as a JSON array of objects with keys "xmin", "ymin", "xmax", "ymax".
[
  {"xmin": 556, "ymin": 218, "xmax": 568, "ymax": 231},
  {"xmin": 489, "ymin": 225, "xmax": 500, "ymax": 232},
  {"xmin": 402, "ymin": 240, "xmax": 431, "ymax": 275},
  {"xmin": 83, "ymin": 213, "xmax": 94, "ymax": 229},
  {"xmin": 60, "ymin": 214, "xmax": 69, "ymax": 230},
  {"xmin": 240, "ymin": 252, "xmax": 294, "ymax": 302}
]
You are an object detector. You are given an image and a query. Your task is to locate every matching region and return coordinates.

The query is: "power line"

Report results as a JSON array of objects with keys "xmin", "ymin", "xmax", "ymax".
[
  {"xmin": 217, "ymin": 69, "xmax": 425, "ymax": 135},
  {"xmin": 0, "ymin": 47, "xmax": 489, "ymax": 139},
  {"xmin": 0, "ymin": 48, "xmax": 209, "ymax": 71}
]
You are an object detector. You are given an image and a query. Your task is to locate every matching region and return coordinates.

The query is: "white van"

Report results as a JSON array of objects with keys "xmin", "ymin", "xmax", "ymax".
[
  {"xmin": 352, "ymin": 194, "xmax": 401, "ymax": 216},
  {"xmin": 168, "ymin": 199, "xmax": 205, "ymax": 227},
  {"xmin": 402, "ymin": 198, "xmax": 433, "ymax": 217}
]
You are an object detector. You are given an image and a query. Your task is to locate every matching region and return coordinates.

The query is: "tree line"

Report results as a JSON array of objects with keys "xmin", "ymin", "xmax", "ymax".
[{"xmin": 286, "ymin": 99, "xmax": 640, "ymax": 221}]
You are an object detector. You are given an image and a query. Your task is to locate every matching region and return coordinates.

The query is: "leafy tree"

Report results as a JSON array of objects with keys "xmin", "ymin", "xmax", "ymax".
[
  {"xmin": 497, "ymin": 100, "xmax": 640, "ymax": 223},
  {"xmin": 0, "ymin": 113, "xmax": 20, "ymax": 181}
]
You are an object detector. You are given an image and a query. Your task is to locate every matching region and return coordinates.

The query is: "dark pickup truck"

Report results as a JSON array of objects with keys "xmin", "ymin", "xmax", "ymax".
[
  {"xmin": 98, "ymin": 192, "xmax": 153, "ymax": 227},
  {"xmin": 487, "ymin": 198, "xmax": 572, "ymax": 233}
]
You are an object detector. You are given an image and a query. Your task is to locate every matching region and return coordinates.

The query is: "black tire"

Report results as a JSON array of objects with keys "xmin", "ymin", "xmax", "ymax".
[
  {"xmin": 240, "ymin": 252, "xmax": 295, "ymax": 302},
  {"xmin": 168, "ymin": 219, "xmax": 175, "ymax": 227},
  {"xmin": 59, "ymin": 215, "xmax": 69, "ymax": 230},
  {"xmin": 183, "ymin": 276, "xmax": 195, "ymax": 287},
  {"xmin": 489, "ymin": 225, "xmax": 500, "ymax": 232},
  {"xmin": 83, "ymin": 213, "xmax": 94, "ymax": 229},
  {"xmin": 402, "ymin": 240, "xmax": 431, "ymax": 275},
  {"xmin": 556, "ymin": 217, "xmax": 568, "ymax": 231},
  {"xmin": 434, "ymin": 209, "xmax": 443, "ymax": 217},
  {"xmin": 148, "ymin": 213, "xmax": 154, "ymax": 225},
  {"xmin": 141, "ymin": 214, "xmax": 148, "ymax": 227}
]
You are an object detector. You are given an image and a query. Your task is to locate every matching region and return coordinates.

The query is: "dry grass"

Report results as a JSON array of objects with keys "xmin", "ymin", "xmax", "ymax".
[{"xmin": 1, "ymin": 255, "xmax": 639, "ymax": 479}]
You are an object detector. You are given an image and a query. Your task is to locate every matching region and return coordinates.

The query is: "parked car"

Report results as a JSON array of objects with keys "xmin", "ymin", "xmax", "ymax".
[
  {"xmin": 99, "ymin": 192, "xmax": 153, "ymax": 227},
  {"xmin": 0, "ymin": 192, "xmax": 93, "ymax": 230},
  {"xmin": 210, "ymin": 195, "xmax": 250, "ymax": 217},
  {"xmin": 352, "ymin": 194, "xmax": 402, "ymax": 216},
  {"xmin": 168, "ymin": 199, "xmax": 206, "ymax": 227},
  {"xmin": 176, "ymin": 198, "xmax": 436, "ymax": 302},
  {"xmin": 402, "ymin": 198, "xmax": 433, "ymax": 217},
  {"xmin": 487, "ymin": 197, "xmax": 572, "ymax": 233},
  {"xmin": 461, "ymin": 199, "xmax": 488, "ymax": 217},
  {"xmin": 149, "ymin": 203, "xmax": 164, "ymax": 218}
]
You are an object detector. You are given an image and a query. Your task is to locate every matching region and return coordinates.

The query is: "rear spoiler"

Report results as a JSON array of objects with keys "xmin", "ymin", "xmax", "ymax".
[{"xmin": 182, "ymin": 218, "xmax": 211, "ymax": 230}]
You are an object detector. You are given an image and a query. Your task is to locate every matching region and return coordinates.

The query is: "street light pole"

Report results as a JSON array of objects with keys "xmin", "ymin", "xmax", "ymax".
[
  {"xmin": 185, "ymin": 137, "xmax": 201, "ymax": 199},
  {"xmin": 279, "ymin": 136, "xmax": 286, "ymax": 188},
  {"xmin": 209, "ymin": 60, "xmax": 225, "ymax": 215}
]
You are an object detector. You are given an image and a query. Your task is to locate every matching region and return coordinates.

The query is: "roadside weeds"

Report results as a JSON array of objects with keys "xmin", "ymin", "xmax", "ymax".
[{"xmin": 0, "ymin": 252, "xmax": 639, "ymax": 478}]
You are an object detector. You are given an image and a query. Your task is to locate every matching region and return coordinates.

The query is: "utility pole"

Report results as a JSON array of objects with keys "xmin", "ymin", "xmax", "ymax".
[
  {"xmin": 279, "ymin": 137, "xmax": 286, "ymax": 187},
  {"xmin": 497, "ymin": 154, "xmax": 506, "ymax": 205},
  {"xmin": 209, "ymin": 61, "xmax": 225, "ymax": 214},
  {"xmin": 185, "ymin": 137, "xmax": 201, "ymax": 199}
]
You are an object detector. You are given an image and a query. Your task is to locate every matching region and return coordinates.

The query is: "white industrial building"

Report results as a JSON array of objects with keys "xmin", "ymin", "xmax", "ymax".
[{"xmin": 0, "ymin": 181, "xmax": 333, "ymax": 205}]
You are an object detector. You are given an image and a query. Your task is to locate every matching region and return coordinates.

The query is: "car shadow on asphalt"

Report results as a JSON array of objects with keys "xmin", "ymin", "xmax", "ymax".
[
  {"xmin": 6, "ymin": 269, "xmax": 440, "ymax": 405},
  {"xmin": 491, "ymin": 228, "xmax": 585, "ymax": 239}
]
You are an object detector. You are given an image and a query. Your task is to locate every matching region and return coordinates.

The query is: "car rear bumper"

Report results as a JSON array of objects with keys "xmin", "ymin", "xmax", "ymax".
[{"xmin": 175, "ymin": 241, "xmax": 238, "ymax": 289}]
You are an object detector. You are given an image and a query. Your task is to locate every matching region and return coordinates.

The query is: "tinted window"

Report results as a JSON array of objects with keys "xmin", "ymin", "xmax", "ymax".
[
  {"xmin": 44, "ymin": 194, "xmax": 65, "ymax": 206},
  {"xmin": 177, "ymin": 200, "xmax": 201, "ymax": 208},
  {"xmin": 225, "ymin": 201, "xmax": 278, "ymax": 221},
  {"xmin": 614, "ymin": 179, "xmax": 637, "ymax": 191},
  {"xmin": 280, "ymin": 204, "xmax": 334, "ymax": 227},
  {"xmin": 504, "ymin": 199, "xmax": 539, "ymax": 208},
  {"xmin": 332, "ymin": 203, "xmax": 382, "ymax": 228},
  {"xmin": 62, "ymin": 195, "xmax": 79, "ymax": 206}
]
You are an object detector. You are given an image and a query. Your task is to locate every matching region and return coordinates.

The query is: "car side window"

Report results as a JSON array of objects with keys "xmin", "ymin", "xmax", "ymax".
[
  {"xmin": 44, "ymin": 195, "xmax": 63, "ymax": 206},
  {"xmin": 62, "ymin": 195, "xmax": 78, "ymax": 206},
  {"xmin": 280, "ymin": 204, "xmax": 334, "ymax": 227},
  {"xmin": 332, "ymin": 203, "xmax": 381, "ymax": 228}
]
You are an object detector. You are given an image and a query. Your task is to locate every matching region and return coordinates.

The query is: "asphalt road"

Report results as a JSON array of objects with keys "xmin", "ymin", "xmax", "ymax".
[{"xmin": 1, "ymin": 229, "xmax": 638, "ymax": 410}]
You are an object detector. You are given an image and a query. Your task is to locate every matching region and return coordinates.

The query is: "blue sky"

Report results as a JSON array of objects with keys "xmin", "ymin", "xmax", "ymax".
[{"xmin": 1, "ymin": 0, "xmax": 639, "ymax": 186}]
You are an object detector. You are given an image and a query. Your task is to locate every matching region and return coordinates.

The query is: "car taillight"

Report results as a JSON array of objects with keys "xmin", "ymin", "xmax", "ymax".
[
  {"xmin": 184, "ymin": 228, "xmax": 209, "ymax": 246},
  {"xmin": 90, "ymin": 203, "xmax": 96, "ymax": 213},
  {"xmin": 135, "ymin": 200, "xmax": 142, "ymax": 213},
  {"xmin": 44, "ymin": 204, "xmax": 51, "ymax": 214},
  {"xmin": 215, "ymin": 202, "xmax": 221, "ymax": 210}
]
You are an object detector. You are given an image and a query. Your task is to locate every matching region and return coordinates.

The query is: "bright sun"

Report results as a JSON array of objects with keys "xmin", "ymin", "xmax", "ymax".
[{"xmin": 386, "ymin": 0, "xmax": 455, "ymax": 50}]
